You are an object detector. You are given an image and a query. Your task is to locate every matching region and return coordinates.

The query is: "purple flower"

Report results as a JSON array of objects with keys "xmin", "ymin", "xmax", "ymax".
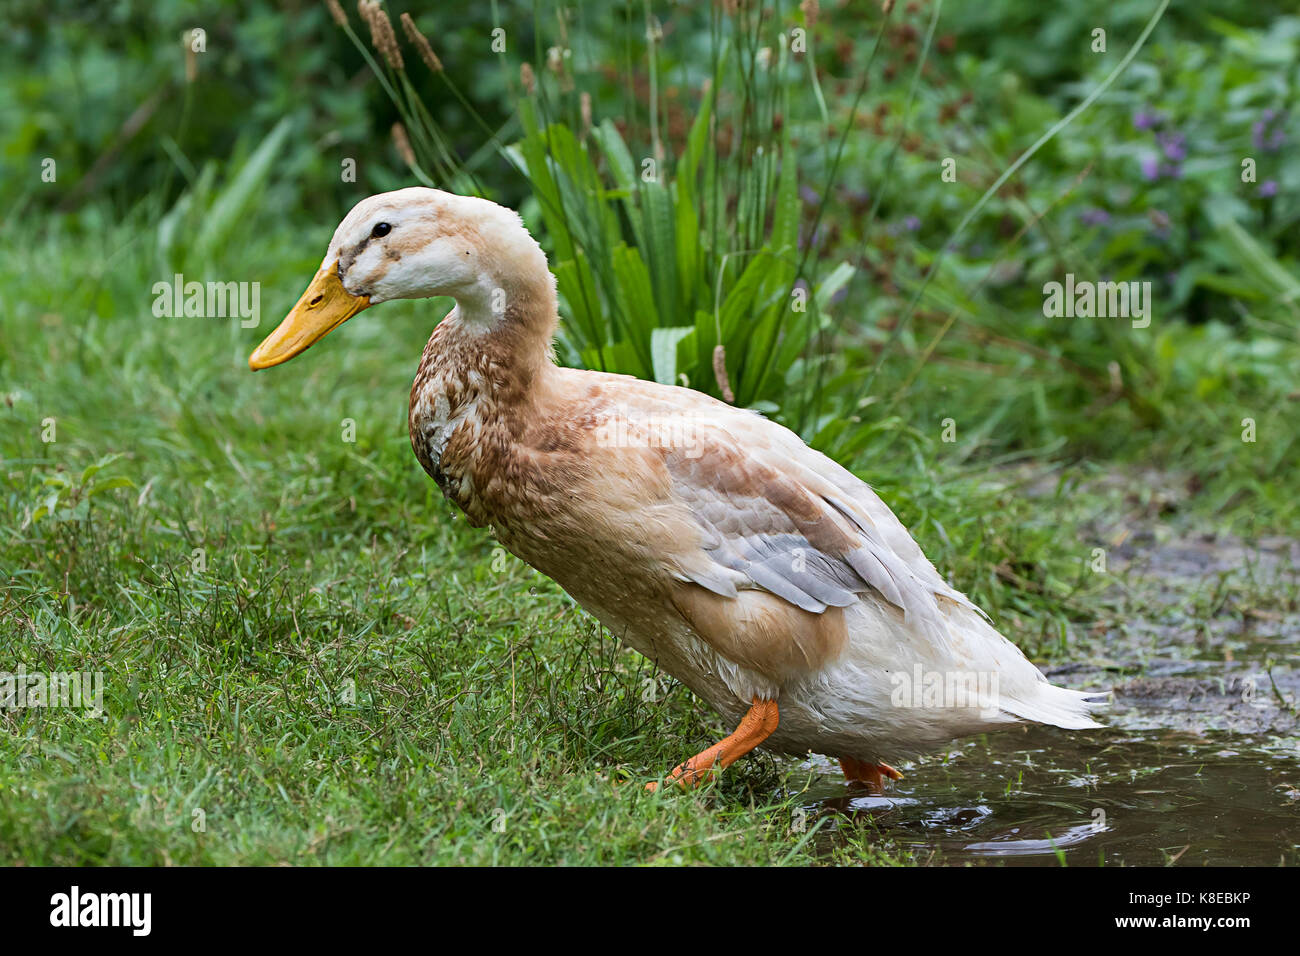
[
  {"xmin": 799, "ymin": 185, "xmax": 821, "ymax": 205},
  {"xmin": 1259, "ymin": 179, "xmax": 1278, "ymax": 198},
  {"xmin": 884, "ymin": 217, "xmax": 920, "ymax": 237},
  {"xmin": 1140, "ymin": 154, "xmax": 1161, "ymax": 181},
  {"xmin": 1252, "ymin": 109, "xmax": 1286, "ymax": 153},
  {"xmin": 1156, "ymin": 130, "xmax": 1186, "ymax": 162},
  {"xmin": 1132, "ymin": 109, "xmax": 1162, "ymax": 131},
  {"xmin": 1080, "ymin": 207, "xmax": 1110, "ymax": 227},
  {"xmin": 1160, "ymin": 162, "xmax": 1183, "ymax": 180},
  {"xmin": 1251, "ymin": 120, "xmax": 1265, "ymax": 150}
]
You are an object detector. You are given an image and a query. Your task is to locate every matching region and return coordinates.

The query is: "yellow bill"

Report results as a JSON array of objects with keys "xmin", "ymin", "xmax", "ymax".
[{"xmin": 248, "ymin": 262, "xmax": 371, "ymax": 370}]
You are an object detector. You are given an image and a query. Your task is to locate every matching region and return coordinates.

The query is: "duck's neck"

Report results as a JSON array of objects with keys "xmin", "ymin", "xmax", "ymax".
[
  {"xmin": 448, "ymin": 260, "xmax": 559, "ymax": 382},
  {"xmin": 407, "ymin": 258, "xmax": 559, "ymax": 500},
  {"xmin": 433, "ymin": 256, "xmax": 559, "ymax": 392}
]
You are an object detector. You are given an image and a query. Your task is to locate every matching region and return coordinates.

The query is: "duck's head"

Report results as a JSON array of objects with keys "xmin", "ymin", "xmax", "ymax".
[{"xmin": 249, "ymin": 187, "xmax": 552, "ymax": 370}]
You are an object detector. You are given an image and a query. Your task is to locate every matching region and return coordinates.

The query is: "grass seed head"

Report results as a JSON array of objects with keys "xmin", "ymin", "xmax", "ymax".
[
  {"xmin": 391, "ymin": 122, "xmax": 416, "ymax": 166},
  {"xmin": 400, "ymin": 13, "xmax": 443, "ymax": 72},
  {"xmin": 358, "ymin": 0, "xmax": 404, "ymax": 70}
]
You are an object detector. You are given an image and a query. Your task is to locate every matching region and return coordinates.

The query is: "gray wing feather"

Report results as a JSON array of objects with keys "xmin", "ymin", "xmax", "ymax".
[{"xmin": 663, "ymin": 434, "xmax": 963, "ymax": 652}]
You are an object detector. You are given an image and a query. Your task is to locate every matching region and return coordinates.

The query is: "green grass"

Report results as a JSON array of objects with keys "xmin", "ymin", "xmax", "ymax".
[
  {"xmin": 0, "ymin": 213, "xmax": 852, "ymax": 864},
  {"xmin": 2, "ymin": 200, "xmax": 1294, "ymax": 865}
]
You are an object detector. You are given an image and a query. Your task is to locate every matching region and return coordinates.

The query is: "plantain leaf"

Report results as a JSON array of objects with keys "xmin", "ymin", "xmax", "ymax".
[{"xmin": 650, "ymin": 326, "xmax": 694, "ymax": 385}]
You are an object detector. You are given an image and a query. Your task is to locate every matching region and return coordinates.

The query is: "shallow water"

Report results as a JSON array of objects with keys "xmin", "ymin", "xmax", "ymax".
[
  {"xmin": 798, "ymin": 529, "xmax": 1300, "ymax": 866},
  {"xmin": 802, "ymin": 728, "xmax": 1299, "ymax": 865}
]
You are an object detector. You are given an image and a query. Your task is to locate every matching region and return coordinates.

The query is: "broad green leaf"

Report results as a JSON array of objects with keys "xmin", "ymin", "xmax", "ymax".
[
  {"xmin": 88, "ymin": 476, "xmax": 136, "ymax": 496},
  {"xmin": 193, "ymin": 117, "xmax": 292, "ymax": 264},
  {"xmin": 641, "ymin": 179, "xmax": 678, "ymax": 324},
  {"xmin": 650, "ymin": 326, "xmax": 694, "ymax": 385},
  {"xmin": 815, "ymin": 262, "xmax": 856, "ymax": 310},
  {"xmin": 80, "ymin": 453, "xmax": 123, "ymax": 484}
]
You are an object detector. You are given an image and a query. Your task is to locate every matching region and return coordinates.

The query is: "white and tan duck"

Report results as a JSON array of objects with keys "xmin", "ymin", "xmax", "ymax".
[{"xmin": 250, "ymin": 187, "xmax": 1103, "ymax": 792}]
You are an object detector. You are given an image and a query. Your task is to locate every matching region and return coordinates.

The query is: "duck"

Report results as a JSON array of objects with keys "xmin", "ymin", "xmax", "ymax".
[{"xmin": 249, "ymin": 187, "xmax": 1103, "ymax": 793}]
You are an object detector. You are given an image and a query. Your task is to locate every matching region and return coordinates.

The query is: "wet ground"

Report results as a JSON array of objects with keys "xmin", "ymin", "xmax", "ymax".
[{"xmin": 800, "ymin": 530, "xmax": 1300, "ymax": 865}]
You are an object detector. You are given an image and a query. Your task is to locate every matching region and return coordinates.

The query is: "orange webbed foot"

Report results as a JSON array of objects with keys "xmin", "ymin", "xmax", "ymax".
[
  {"xmin": 647, "ymin": 697, "xmax": 779, "ymax": 793},
  {"xmin": 839, "ymin": 756, "xmax": 903, "ymax": 794}
]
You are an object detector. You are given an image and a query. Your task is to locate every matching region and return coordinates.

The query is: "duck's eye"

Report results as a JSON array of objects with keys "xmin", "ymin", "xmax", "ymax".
[{"xmin": 371, "ymin": 222, "xmax": 391, "ymax": 238}]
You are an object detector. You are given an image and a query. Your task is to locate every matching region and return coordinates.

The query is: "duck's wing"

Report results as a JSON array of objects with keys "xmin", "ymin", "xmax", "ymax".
[
  {"xmin": 639, "ymin": 394, "xmax": 976, "ymax": 651},
  {"xmin": 567, "ymin": 374, "xmax": 1102, "ymax": 729}
]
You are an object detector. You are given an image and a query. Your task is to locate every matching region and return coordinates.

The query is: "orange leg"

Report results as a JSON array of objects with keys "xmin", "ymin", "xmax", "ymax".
[
  {"xmin": 839, "ymin": 756, "xmax": 903, "ymax": 794},
  {"xmin": 646, "ymin": 697, "xmax": 779, "ymax": 792}
]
